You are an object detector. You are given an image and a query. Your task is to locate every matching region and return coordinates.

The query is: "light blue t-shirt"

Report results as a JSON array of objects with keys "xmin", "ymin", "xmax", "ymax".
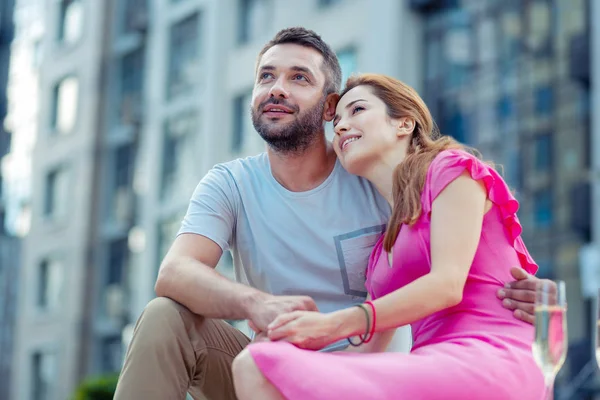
[{"xmin": 178, "ymin": 152, "xmax": 391, "ymax": 347}]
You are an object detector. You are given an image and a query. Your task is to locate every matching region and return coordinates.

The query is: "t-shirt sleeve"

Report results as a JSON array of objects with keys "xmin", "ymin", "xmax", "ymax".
[{"xmin": 177, "ymin": 164, "xmax": 238, "ymax": 251}]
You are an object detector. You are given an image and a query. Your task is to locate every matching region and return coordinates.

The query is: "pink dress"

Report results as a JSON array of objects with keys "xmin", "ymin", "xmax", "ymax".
[{"xmin": 247, "ymin": 150, "xmax": 546, "ymax": 399}]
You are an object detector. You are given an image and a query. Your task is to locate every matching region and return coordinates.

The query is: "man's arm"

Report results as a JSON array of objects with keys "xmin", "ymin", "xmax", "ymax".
[
  {"xmin": 155, "ymin": 233, "xmax": 264, "ymax": 320},
  {"xmin": 155, "ymin": 233, "xmax": 317, "ymax": 330}
]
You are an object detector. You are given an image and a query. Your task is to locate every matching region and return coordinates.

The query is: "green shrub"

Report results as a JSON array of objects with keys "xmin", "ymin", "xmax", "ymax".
[{"xmin": 72, "ymin": 373, "xmax": 119, "ymax": 400}]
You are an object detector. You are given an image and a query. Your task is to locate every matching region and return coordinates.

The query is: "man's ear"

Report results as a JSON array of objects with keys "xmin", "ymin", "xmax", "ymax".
[{"xmin": 323, "ymin": 93, "xmax": 340, "ymax": 122}]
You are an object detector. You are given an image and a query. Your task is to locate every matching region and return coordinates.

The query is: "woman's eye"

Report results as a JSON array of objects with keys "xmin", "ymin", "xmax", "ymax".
[{"xmin": 352, "ymin": 106, "xmax": 365, "ymax": 114}]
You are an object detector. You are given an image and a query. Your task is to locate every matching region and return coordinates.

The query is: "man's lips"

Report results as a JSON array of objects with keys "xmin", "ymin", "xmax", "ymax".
[{"xmin": 263, "ymin": 104, "xmax": 294, "ymax": 114}]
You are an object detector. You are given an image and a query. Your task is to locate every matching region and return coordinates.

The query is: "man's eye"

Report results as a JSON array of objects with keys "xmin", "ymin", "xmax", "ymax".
[
  {"xmin": 293, "ymin": 74, "xmax": 308, "ymax": 81},
  {"xmin": 260, "ymin": 72, "xmax": 274, "ymax": 80}
]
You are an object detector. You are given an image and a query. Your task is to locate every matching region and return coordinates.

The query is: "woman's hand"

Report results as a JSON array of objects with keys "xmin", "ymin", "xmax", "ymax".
[{"xmin": 267, "ymin": 311, "xmax": 340, "ymax": 350}]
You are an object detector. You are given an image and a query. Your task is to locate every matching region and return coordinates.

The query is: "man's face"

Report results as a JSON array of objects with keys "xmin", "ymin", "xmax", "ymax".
[{"xmin": 252, "ymin": 43, "xmax": 329, "ymax": 153}]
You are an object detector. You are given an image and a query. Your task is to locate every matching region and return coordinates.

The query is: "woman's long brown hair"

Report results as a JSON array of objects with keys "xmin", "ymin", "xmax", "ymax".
[{"xmin": 340, "ymin": 74, "xmax": 484, "ymax": 252}]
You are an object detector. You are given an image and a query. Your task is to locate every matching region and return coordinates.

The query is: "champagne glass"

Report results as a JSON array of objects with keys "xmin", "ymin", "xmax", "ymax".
[{"xmin": 532, "ymin": 280, "xmax": 567, "ymax": 400}]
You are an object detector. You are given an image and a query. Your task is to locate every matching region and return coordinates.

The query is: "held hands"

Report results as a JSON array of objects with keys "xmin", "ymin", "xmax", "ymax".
[
  {"xmin": 497, "ymin": 267, "xmax": 557, "ymax": 324},
  {"xmin": 247, "ymin": 295, "xmax": 318, "ymax": 334},
  {"xmin": 266, "ymin": 311, "xmax": 340, "ymax": 350}
]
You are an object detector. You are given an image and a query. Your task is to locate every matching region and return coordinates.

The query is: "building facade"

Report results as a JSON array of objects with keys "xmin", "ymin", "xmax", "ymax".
[
  {"xmin": 0, "ymin": 0, "xmax": 17, "ymax": 398},
  {"xmin": 10, "ymin": 0, "xmax": 109, "ymax": 398},
  {"xmin": 8, "ymin": 0, "xmax": 599, "ymax": 398}
]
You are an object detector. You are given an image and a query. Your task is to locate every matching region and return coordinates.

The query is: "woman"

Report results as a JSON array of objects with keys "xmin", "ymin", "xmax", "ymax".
[{"xmin": 232, "ymin": 74, "xmax": 545, "ymax": 399}]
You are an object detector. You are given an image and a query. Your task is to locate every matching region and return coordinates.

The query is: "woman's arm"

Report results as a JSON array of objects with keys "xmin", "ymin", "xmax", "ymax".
[
  {"xmin": 342, "ymin": 296, "xmax": 396, "ymax": 353},
  {"xmin": 334, "ymin": 171, "xmax": 488, "ymax": 338}
]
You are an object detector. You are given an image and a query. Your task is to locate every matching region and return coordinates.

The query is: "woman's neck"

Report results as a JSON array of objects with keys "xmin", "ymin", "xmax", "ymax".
[{"xmin": 361, "ymin": 142, "xmax": 409, "ymax": 206}]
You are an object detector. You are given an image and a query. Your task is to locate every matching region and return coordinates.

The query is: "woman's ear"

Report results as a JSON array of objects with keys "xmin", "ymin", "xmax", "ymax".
[
  {"xmin": 323, "ymin": 93, "xmax": 340, "ymax": 122},
  {"xmin": 397, "ymin": 117, "xmax": 416, "ymax": 137}
]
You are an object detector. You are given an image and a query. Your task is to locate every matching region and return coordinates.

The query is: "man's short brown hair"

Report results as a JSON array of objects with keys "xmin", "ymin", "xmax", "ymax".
[{"xmin": 257, "ymin": 27, "xmax": 342, "ymax": 95}]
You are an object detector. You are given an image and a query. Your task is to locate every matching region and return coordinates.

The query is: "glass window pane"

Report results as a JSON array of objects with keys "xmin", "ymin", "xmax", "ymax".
[
  {"xmin": 53, "ymin": 77, "xmax": 79, "ymax": 135},
  {"xmin": 123, "ymin": 0, "xmax": 148, "ymax": 34},
  {"xmin": 232, "ymin": 91, "xmax": 254, "ymax": 153},
  {"xmin": 161, "ymin": 111, "xmax": 198, "ymax": 198},
  {"xmin": 37, "ymin": 259, "xmax": 62, "ymax": 311},
  {"xmin": 59, "ymin": 0, "xmax": 83, "ymax": 45},
  {"xmin": 112, "ymin": 144, "xmax": 135, "ymax": 223},
  {"xmin": 108, "ymin": 239, "xmax": 129, "ymax": 285},
  {"xmin": 168, "ymin": 13, "xmax": 200, "ymax": 99},
  {"xmin": 534, "ymin": 86, "xmax": 553, "ymax": 115},
  {"xmin": 534, "ymin": 188, "xmax": 553, "ymax": 228},
  {"xmin": 120, "ymin": 47, "xmax": 145, "ymax": 125},
  {"xmin": 238, "ymin": 0, "xmax": 272, "ymax": 44},
  {"xmin": 32, "ymin": 352, "xmax": 56, "ymax": 400},
  {"xmin": 44, "ymin": 167, "xmax": 68, "ymax": 219},
  {"xmin": 534, "ymin": 133, "xmax": 552, "ymax": 171}
]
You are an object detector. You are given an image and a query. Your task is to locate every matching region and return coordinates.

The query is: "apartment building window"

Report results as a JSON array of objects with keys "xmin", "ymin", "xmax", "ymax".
[
  {"xmin": 51, "ymin": 76, "xmax": 79, "ymax": 135},
  {"xmin": 168, "ymin": 13, "xmax": 201, "ymax": 99},
  {"xmin": 111, "ymin": 144, "xmax": 135, "ymax": 224},
  {"xmin": 101, "ymin": 336, "xmax": 123, "ymax": 373},
  {"xmin": 123, "ymin": 0, "xmax": 148, "ymax": 34},
  {"xmin": 44, "ymin": 167, "xmax": 68, "ymax": 220},
  {"xmin": 108, "ymin": 238, "xmax": 129, "ymax": 285},
  {"xmin": 337, "ymin": 48, "xmax": 357, "ymax": 85},
  {"xmin": 238, "ymin": 0, "xmax": 272, "ymax": 44},
  {"xmin": 31, "ymin": 351, "xmax": 56, "ymax": 400},
  {"xmin": 534, "ymin": 133, "xmax": 552, "ymax": 172},
  {"xmin": 232, "ymin": 91, "xmax": 253, "ymax": 152},
  {"xmin": 58, "ymin": 0, "xmax": 83, "ymax": 45},
  {"xmin": 534, "ymin": 86, "xmax": 553, "ymax": 116},
  {"xmin": 37, "ymin": 258, "xmax": 62, "ymax": 312},
  {"xmin": 161, "ymin": 111, "xmax": 198, "ymax": 199},
  {"xmin": 533, "ymin": 188, "xmax": 553, "ymax": 229},
  {"xmin": 119, "ymin": 47, "xmax": 145, "ymax": 126}
]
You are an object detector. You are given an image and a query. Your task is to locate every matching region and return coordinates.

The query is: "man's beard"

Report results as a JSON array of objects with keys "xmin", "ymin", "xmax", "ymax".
[{"xmin": 251, "ymin": 96, "xmax": 327, "ymax": 154}]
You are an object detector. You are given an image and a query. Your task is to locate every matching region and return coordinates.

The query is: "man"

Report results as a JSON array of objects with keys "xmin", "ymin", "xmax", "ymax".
[{"xmin": 114, "ymin": 27, "xmax": 541, "ymax": 400}]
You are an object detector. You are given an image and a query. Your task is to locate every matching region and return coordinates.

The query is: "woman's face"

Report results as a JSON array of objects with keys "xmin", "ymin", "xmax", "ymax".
[{"xmin": 333, "ymin": 85, "xmax": 402, "ymax": 175}]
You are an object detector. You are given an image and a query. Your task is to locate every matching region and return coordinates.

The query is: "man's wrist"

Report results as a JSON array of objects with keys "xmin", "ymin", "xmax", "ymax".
[{"xmin": 241, "ymin": 290, "xmax": 272, "ymax": 320}]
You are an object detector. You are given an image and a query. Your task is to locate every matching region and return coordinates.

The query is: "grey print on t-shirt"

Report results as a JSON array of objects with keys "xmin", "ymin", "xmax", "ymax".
[{"xmin": 334, "ymin": 224, "xmax": 386, "ymax": 297}]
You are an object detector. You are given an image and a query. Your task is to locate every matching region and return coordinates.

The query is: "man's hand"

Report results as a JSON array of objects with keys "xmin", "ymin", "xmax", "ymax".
[
  {"xmin": 497, "ymin": 267, "xmax": 555, "ymax": 324},
  {"xmin": 267, "ymin": 311, "xmax": 339, "ymax": 350},
  {"xmin": 247, "ymin": 295, "xmax": 318, "ymax": 333},
  {"xmin": 251, "ymin": 331, "xmax": 271, "ymax": 343}
]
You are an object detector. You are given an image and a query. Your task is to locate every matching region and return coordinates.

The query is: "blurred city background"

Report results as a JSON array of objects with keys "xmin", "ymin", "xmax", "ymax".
[{"xmin": 0, "ymin": 0, "xmax": 598, "ymax": 399}]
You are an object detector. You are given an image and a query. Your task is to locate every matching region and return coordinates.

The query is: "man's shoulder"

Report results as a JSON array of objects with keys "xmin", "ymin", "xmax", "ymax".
[
  {"xmin": 204, "ymin": 153, "xmax": 267, "ymax": 187},
  {"xmin": 209, "ymin": 153, "xmax": 268, "ymax": 180}
]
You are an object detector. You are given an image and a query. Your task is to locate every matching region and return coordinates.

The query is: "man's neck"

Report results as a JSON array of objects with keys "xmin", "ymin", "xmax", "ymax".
[{"xmin": 268, "ymin": 135, "xmax": 338, "ymax": 192}]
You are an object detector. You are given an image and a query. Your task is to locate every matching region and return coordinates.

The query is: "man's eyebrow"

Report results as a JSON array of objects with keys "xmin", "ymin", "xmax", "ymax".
[
  {"xmin": 290, "ymin": 66, "xmax": 314, "ymax": 76},
  {"xmin": 258, "ymin": 65, "xmax": 276, "ymax": 71}
]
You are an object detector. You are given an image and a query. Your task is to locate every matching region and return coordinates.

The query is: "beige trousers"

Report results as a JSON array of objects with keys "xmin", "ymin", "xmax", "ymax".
[{"xmin": 114, "ymin": 297, "xmax": 251, "ymax": 400}]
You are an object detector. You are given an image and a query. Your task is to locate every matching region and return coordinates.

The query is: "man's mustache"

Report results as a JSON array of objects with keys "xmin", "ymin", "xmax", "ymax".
[{"xmin": 258, "ymin": 98, "xmax": 299, "ymax": 113}]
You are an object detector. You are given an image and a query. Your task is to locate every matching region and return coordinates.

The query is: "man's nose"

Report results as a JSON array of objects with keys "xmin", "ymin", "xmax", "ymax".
[{"xmin": 268, "ymin": 78, "xmax": 290, "ymax": 99}]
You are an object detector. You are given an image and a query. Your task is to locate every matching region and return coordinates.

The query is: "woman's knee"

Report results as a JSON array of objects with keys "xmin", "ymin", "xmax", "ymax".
[{"xmin": 232, "ymin": 348, "xmax": 260, "ymax": 387}]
